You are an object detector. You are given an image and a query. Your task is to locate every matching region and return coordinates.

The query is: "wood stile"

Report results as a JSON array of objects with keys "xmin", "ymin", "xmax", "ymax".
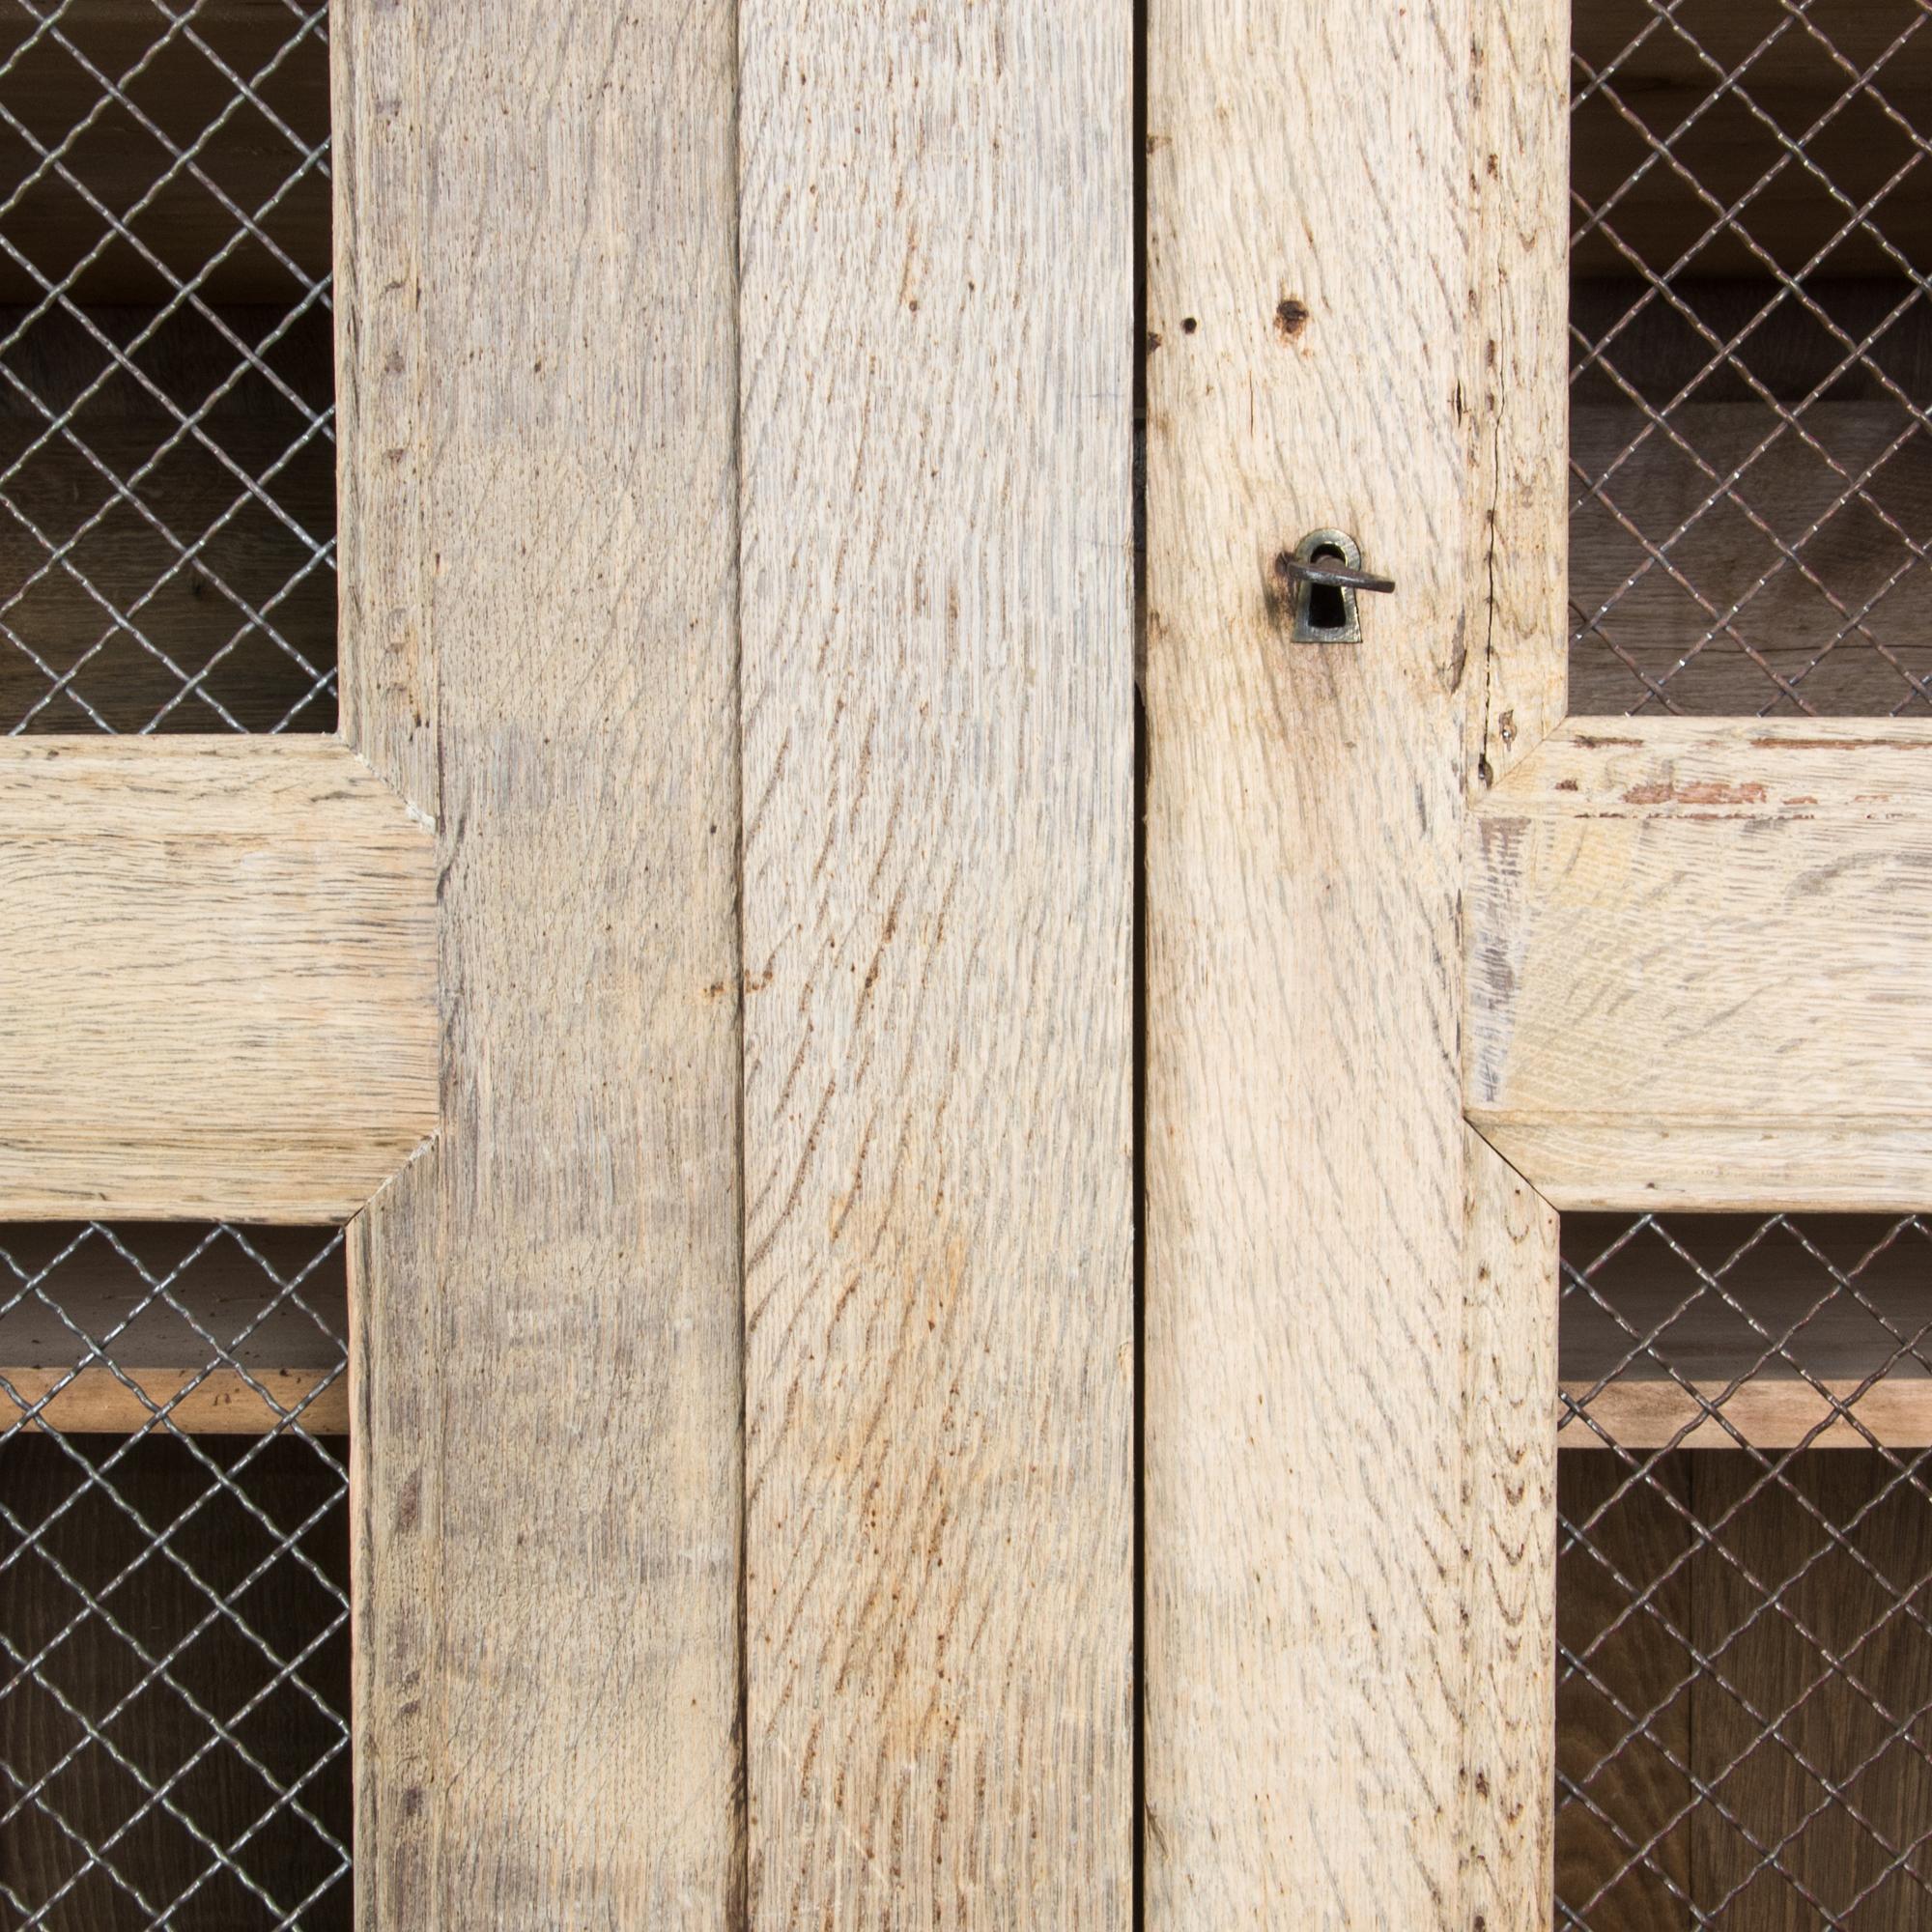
[
  {"xmin": 335, "ymin": 0, "xmax": 744, "ymax": 1925},
  {"xmin": 1145, "ymin": 0, "xmax": 1567, "ymax": 1926},
  {"xmin": 736, "ymin": 4, "xmax": 1134, "ymax": 1925}
]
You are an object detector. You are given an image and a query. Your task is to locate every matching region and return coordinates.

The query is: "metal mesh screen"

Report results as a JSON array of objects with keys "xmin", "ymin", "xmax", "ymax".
[
  {"xmin": 1562, "ymin": 4, "xmax": 1932, "ymax": 1923},
  {"xmin": 0, "ymin": 1228, "xmax": 351, "ymax": 1930},
  {"xmin": 1558, "ymin": 1217, "xmax": 1932, "ymax": 1925},
  {"xmin": 0, "ymin": 4, "xmax": 348, "ymax": 1925},
  {"xmin": 1572, "ymin": 0, "xmax": 1932, "ymax": 717},
  {"xmin": 0, "ymin": 0, "xmax": 332, "ymax": 736}
]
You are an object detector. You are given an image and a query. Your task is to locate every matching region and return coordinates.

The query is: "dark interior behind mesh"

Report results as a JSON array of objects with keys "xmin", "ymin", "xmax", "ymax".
[{"xmin": 1562, "ymin": 3, "xmax": 1932, "ymax": 1922}]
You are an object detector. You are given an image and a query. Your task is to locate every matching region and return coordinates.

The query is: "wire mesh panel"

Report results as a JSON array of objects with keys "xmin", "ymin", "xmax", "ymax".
[
  {"xmin": 0, "ymin": 1228, "xmax": 351, "ymax": 1931},
  {"xmin": 0, "ymin": 4, "xmax": 349, "ymax": 1925},
  {"xmin": 1572, "ymin": 0, "xmax": 1932, "ymax": 716},
  {"xmin": 0, "ymin": 0, "xmax": 333, "ymax": 735},
  {"xmin": 1558, "ymin": 1217, "xmax": 1932, "ymax": 1927},
  {"xmin": 1563, "ymin": 6, "xmax": 1932, "ymax": 1922}
]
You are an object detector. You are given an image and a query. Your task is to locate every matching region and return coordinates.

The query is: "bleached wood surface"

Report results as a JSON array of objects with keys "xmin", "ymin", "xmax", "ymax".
[
  {"xmin": 1144, "ymin": 0, "xmax": 1569, "ymax": 1922},
  {"xmin": 1467, "ymin": 718, "xmax": 1932, "ymax": 1211},
  {"xmin": 0, "ymin": 735, "xmax": 433, "ymax": 1220},
  {"xmin": 737, "ymin": 4, "xmax": 1134, "ymax": 1923},
  {"xmin": 335, "ymin": 1, "xmax": 745, "ymax": 1921}
]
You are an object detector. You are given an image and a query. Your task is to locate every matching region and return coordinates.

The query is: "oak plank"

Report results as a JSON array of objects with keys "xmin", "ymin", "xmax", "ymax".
[
  {"xmin": 0, "ymin": 736, "xmax": 433, "ymax": 1221},
  {"xmin": 737, "ymin": 5, "xmax": 1133, "ymax": 1923},
  {"xmin": 1462, "ymin": 1135, "xmax": 1563, "ymax": 1930},
  {"xmin": 1144, "ymin": 0, "xmax": 1569, "ymax": 1921},
  {"xmin": 1466, "ymin": 719, "xmax": 1932, "ymax": 1211},
  {"xmin": 0, "ymin": 1366, "xmax": 345, "ymax": 1434},
  {"xmin": 334, "ymin": 1, "xmax": 744, "ymax": 1922},
  {"xmin": 1562, "ymin": 1379, "xmax": 1932, "ymax": 1450}
]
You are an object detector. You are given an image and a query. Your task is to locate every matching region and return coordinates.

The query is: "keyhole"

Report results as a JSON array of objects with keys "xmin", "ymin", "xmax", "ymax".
[
  {"xmin": 1284, "ymin": 527, "xmax": 1368, "ymax": 643},
  {"xmin": 1306, "ymin": 544, "xmax": 1348, "ymax": 634}
]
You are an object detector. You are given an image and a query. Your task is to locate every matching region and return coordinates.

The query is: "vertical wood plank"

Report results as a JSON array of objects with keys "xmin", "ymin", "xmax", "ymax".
[
  {"xmin": 736, "ymin": 7, "xmax": 1134, "ymax": 1925},
  {"xmin": 335, "ymin": 3, "xmax": 744, "ymax": 1922},
  {"xmin": 1144, "ymin": 0, "xmax": 1568, "ymax": 1920},
  {"xmin": 1463, "ymin": 1134, "xmax": 1562, "ymax": 1932}
]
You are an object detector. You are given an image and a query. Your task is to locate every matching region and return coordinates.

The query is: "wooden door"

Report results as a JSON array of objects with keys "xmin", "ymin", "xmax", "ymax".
[
  {"xmin": 7, "ymin": 0, "xmax": 1930, "ymax": 1926},
  {"xmin": 1148, "ymin": 2, "xmax": 1932, "ymax": 1929}
]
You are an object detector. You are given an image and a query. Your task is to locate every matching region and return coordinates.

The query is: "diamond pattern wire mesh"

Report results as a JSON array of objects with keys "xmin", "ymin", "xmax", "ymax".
[
  {"xmin": 1557, "ymin": 1217, "xmax": 1932, "ymax": 1927},
  {"xmin": 0, "ymin": 2, "xmax": 350, "ymax": 1925},
  {"xmin": 1563, "ymin": 5, "xmax": 1932, "ymax": 1922},
  {"xmin": 0, "ymin": 0, "xmax": 334, "ymax": 736},
  {"xmin": 1572, "ymin": 0, "xmax": 1932, "ymax": 716},
  {"xmin": 0, "ymin": 1227, "xmax": 352, "ymax": 1931}
]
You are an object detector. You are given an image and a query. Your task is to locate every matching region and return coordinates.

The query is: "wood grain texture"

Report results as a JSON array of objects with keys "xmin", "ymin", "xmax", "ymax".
[
  {"xmin": 1467, "ymin": 719, "xmax": 1932, "ymax": 1211},
  {"xmin": 737, "ymin": 5, "xmax": 1133, "ymax": 1924},
  {"xmin": 0, "ymin": 1366, "xmax": 345, "ymax": 1433},
  {"xmin": 1144, "ymin": 0, "xmax": 1568, "ymax": 1921},
  {"xmin": 334, "ymin": 1, "xmax": 743, "ymax": 1923},
  {"xmin": 1462, "ymin": 1133, "xmax": 1562, "ymax": 1932},
  {"xmin": 0, "ymin": 736, "xmax": 433, "ymax": 1221},
  {"xmin": 1562, "ymin": 1378, "xmax": 1932, "ymax": 1450}
]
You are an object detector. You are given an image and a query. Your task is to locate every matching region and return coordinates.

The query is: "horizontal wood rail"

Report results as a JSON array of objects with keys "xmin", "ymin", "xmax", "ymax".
[
  {"xmin": 0, "ymin": 736, "xmax": 436, "ymax": 1221},
  {"xmin": 1466, "ymin": 718, "xmax": 1932, "ymax": 1212}
]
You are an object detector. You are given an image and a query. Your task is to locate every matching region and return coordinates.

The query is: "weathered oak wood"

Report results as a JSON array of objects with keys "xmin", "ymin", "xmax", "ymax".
[
  {"xmin": 335, "ymin": 0, "xmax": 744, "ymax": 1922},
  {"xmin": 0, "ymin": 736, "xmax": 433, "ymax": 1221},
  {"xmin": 1144, "ymin": 0, "xmax": 1568, "ymax": 1921},
  {"xmin": 1467, "ymin": 719, "xmax": 1932, "ymax": 1211},
  {"xmin": 0, "ymin": 1366, "xmax": 345, "ymax": 1434},
  {"xmin": 737, "ymin": 5, "xmax": 1133, "ymax": 1923}
]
